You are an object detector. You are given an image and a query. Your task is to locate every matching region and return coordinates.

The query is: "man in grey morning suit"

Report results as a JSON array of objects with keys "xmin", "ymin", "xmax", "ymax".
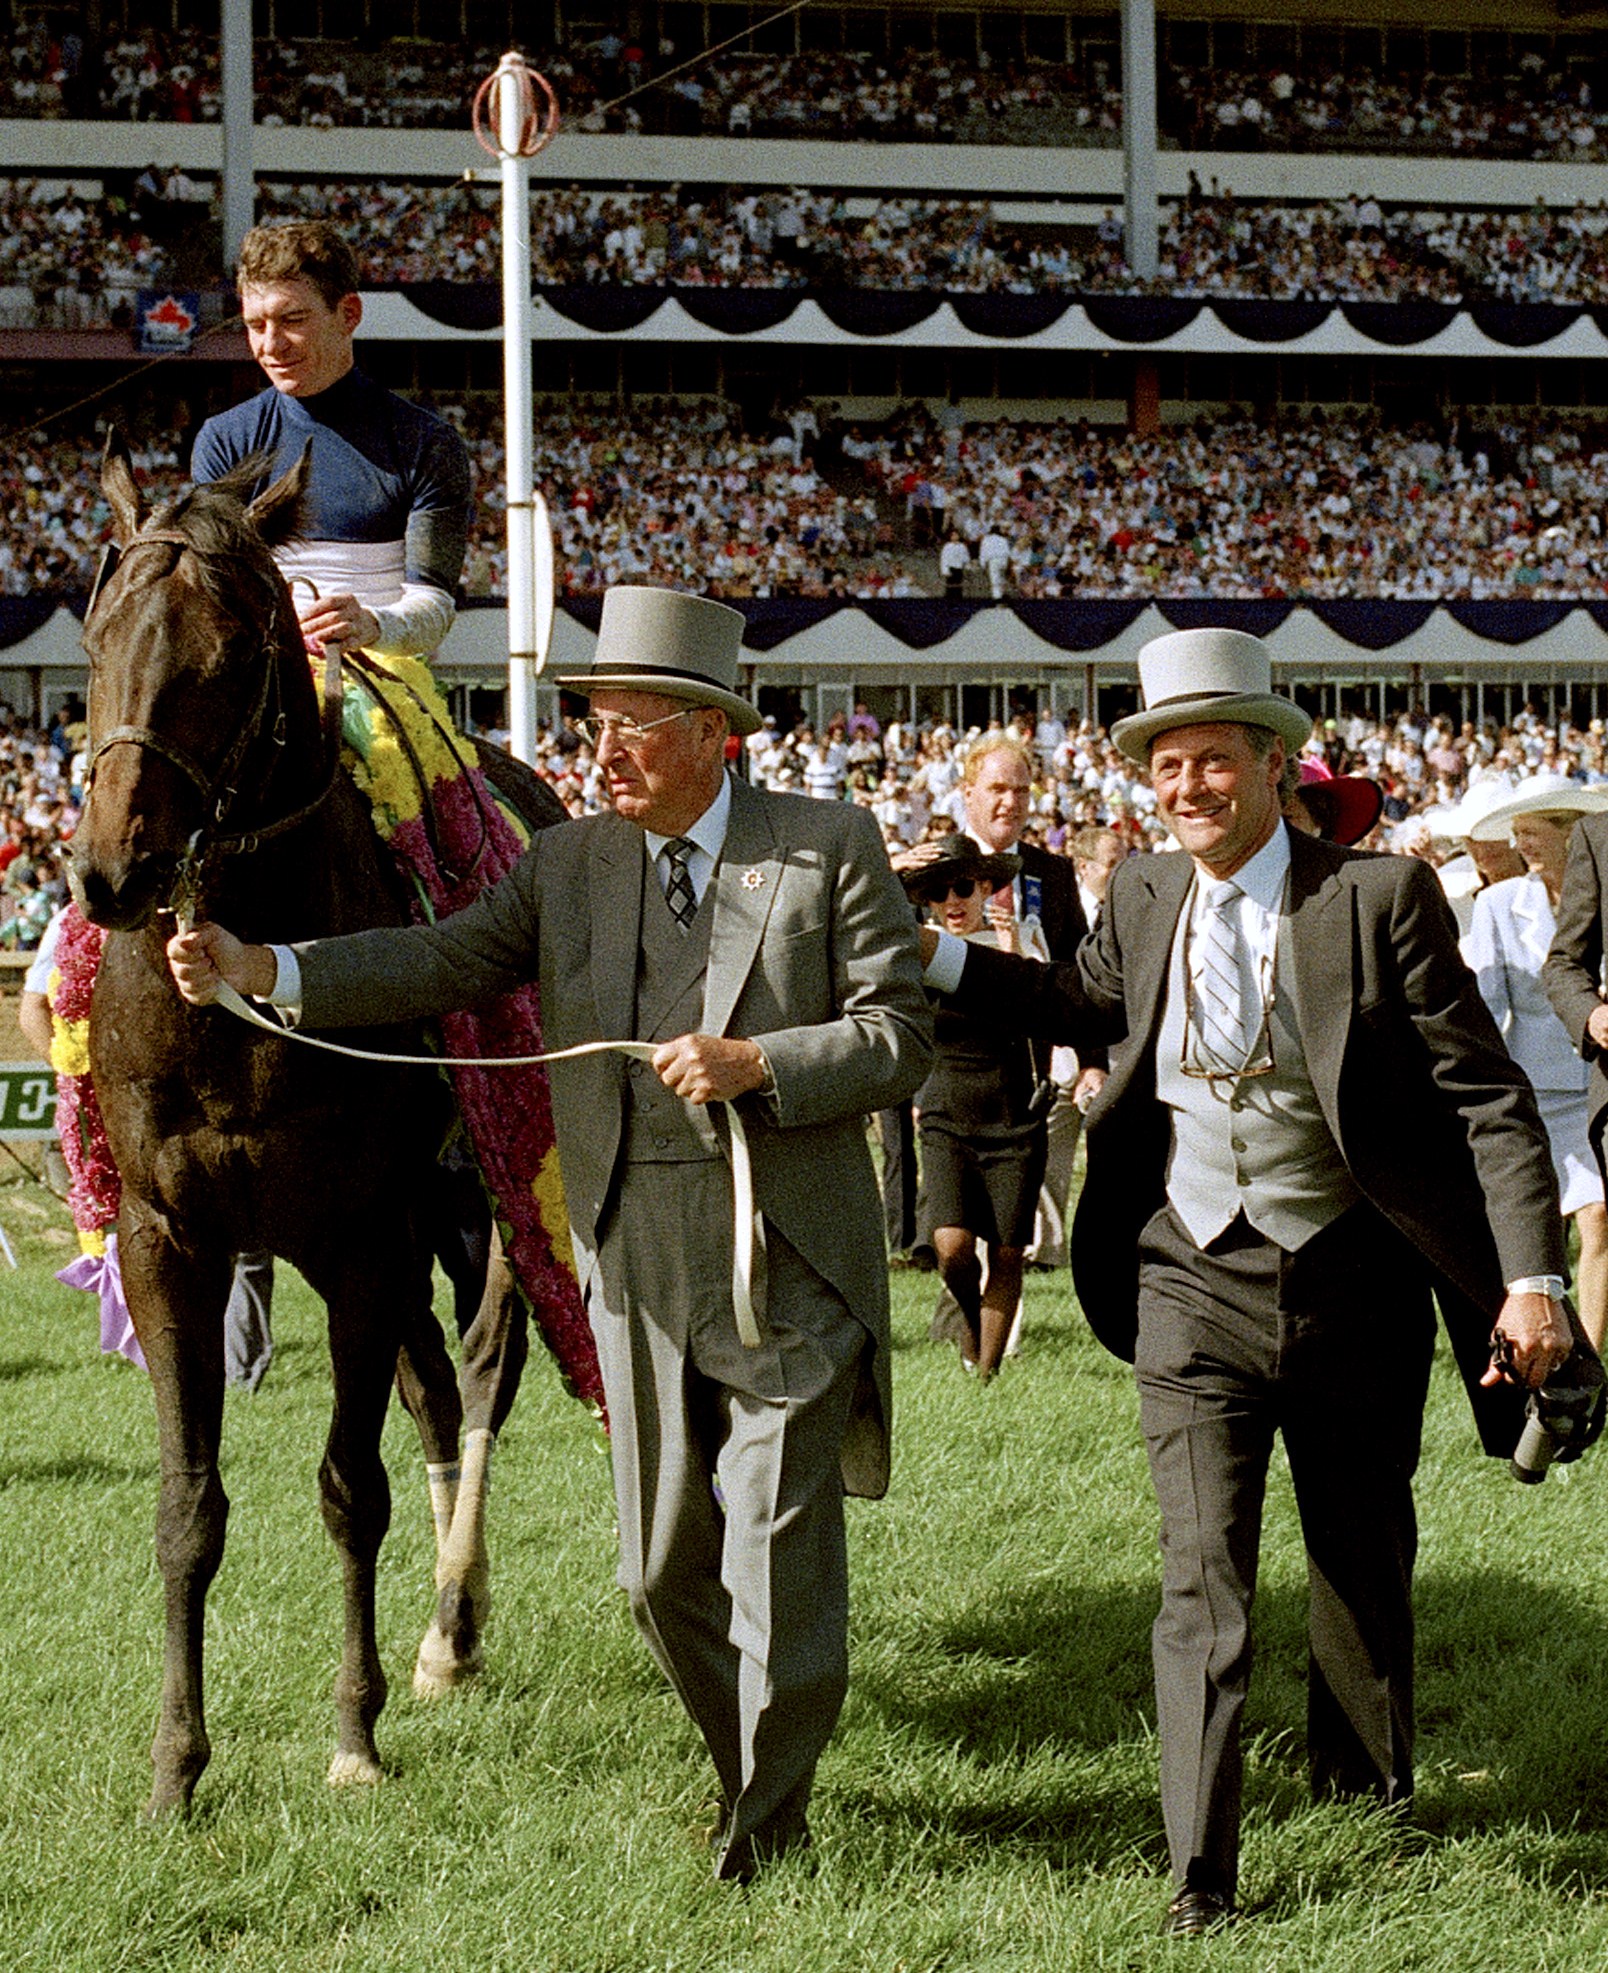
[
  {"xmin": 920, "ymin": 629, "xmax": 1572, "ymax": 1935},
  {"xmin": 168, "ymin": 585, "xmax": 933, "ymax": 1882}
]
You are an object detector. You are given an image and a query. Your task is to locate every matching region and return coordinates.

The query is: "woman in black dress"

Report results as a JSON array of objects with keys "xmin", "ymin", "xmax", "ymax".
[{"xmin": 905, "ymin": 837, "xmax": 1050, "ymax": 1381}]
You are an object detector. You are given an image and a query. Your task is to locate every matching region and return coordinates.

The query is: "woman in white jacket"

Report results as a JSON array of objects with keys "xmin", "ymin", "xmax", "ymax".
[{"xmin": 1468, "ymin": 775, "xmax": 1608, "ymax": 1347}]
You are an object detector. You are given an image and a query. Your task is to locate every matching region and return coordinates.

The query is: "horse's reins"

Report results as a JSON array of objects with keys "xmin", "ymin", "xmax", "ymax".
[{"xmin": 198, "ymin": 982, "xmax": 766, "ymax": 1348}]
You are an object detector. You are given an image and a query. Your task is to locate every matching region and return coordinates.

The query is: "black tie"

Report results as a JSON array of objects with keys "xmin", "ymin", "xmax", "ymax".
[{"xmin": 663, "ymin": 837, "xmax": 698, "ymax": 932}]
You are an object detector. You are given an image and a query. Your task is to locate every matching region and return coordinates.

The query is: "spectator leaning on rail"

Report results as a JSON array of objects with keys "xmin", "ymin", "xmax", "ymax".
[{"xmin": 917, "ymin": 627, "xmax": 1577, "ymax": 1936}]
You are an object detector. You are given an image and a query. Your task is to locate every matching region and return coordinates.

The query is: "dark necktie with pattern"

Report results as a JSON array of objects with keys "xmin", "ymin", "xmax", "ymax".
[{"xmin": 663, "ymin": 836, "xmax": 698, "ymax": 932}]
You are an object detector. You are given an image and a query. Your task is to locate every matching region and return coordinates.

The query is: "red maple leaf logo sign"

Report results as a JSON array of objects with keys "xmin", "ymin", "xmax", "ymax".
[{"xmin": 146, "ymin": 295, "xmax": 196, "ymax": 333}]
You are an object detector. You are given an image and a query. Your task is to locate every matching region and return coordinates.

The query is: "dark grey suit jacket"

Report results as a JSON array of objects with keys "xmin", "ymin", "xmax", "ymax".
[
  {"xmin": 951, "ymin": 828, "xmax": 1566, "ymax": 1453},
  {"xmin": 293, "ymin": 775, "xmax": 933, "ymax": 1496},
  {"xmin": 1543, "ymin": 810, "xmax": 1608, "ymax": 1158}
]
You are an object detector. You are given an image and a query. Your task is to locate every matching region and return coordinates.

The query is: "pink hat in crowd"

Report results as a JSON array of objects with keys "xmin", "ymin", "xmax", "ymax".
[{"xmin": 1294, "ymin": 759, "xmax": 1383, "ymax": 847}]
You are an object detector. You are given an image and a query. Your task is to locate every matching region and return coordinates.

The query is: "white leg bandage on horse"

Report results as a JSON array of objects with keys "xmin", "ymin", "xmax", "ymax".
[{"xmin": 426, "ymin": 1461, "xmax": 461, "ymax": 1549}]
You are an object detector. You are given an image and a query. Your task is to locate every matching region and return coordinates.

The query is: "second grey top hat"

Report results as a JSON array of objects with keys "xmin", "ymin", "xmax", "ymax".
[{"xmin": 1110, "ymin": 628, "xmax": 1313, "ymax": 764}]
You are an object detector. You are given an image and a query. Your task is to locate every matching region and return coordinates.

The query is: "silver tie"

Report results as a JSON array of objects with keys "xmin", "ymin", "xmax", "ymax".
[
  {"xmin": 663, "ymin": 837, "xmax": 698, "ymax": 932},
  {"xmin": 1189, "ymin": 880, "xmax": 1252, "ymax": 1074}
]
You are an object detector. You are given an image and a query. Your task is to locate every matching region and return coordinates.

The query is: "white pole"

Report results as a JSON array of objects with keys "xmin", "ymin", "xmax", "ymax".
[
  {"xmin": 1120, "ymin": 0, "xmax": 1159, "ymax": 281},
  {"xmin": 219, "ymin": 0, "xmax": 254, "ymax": 267},
  {"xmin": 498, "ymin": 52, "xmax": 538, "ymax": 765}
]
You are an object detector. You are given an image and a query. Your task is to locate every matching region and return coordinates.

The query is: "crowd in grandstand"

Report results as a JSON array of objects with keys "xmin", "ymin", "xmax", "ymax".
[
  {"xmin": 13, "ymin": 172, "xmax": 1608, "ymax": 323},
  {"xmin": 1185, "ymin": 61, "xmax": 1608, "ymax": 162},
  {"xmin": 6, "ymin": 404, "xmax": 1608, "ymax": 607},
  {"xmin": 868, "ymin": 408, "xmax": 1608, "ymax": 602},
  {"xmin": 0, "ymin": 713, "xmax": 79, "ymax": 951},
  {"xmin": 8, "ymin": 16, "xmax": 1608, "ymax": 162}
]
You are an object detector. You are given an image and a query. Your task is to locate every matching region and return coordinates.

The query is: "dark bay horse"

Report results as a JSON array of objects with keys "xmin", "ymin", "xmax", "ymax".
[{"xmin": 70, "ymin": 441, "xmax": 567, "ymax": 1815}]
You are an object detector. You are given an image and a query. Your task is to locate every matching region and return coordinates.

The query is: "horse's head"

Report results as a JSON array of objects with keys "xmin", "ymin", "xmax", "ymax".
[{"xmin": 70, "ymin": 434, "xmax": 311, "ymax": 930}]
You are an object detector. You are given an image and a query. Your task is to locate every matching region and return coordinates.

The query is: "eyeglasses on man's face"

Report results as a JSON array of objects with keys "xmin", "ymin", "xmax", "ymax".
[{"xmin": 577, "ymin": 708, "xmax": 695, "ymax": 749}]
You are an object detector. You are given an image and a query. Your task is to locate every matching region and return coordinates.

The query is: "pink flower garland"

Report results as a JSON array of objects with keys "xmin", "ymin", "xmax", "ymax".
[
  {"xmin": 49, "ymin": 905, "xmax": 121, "ymax": 1245},
  {"xmin": 381, "ymin": 769, "xmax": 604, "ymax": 1416}
]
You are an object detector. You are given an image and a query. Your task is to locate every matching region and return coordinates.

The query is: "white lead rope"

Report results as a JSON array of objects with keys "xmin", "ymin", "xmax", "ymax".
[{"xmin": 206, "ymin": 979, "xmax": 766, "ymax": 1347}]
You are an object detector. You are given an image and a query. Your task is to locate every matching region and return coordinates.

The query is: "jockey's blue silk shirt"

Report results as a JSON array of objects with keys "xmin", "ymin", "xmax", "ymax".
[{"xmin": 191, "ymin": 368, "xmax": 472, "ymax": 658}]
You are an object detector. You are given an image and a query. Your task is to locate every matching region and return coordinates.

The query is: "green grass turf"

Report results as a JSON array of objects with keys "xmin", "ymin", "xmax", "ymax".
[{"xmin": 2, "ymin": 1168, "xmax": 1607, "ymax": 1970}]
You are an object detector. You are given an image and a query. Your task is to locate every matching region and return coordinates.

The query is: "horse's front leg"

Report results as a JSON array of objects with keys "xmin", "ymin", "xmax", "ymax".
[
  {"xmin": 303, "ymin": 1231, "xmax": 425, "ymax": 1786},
  {"xmin": 119, "ymin": 1200, "xmax": 233, "ymax": 1819}
]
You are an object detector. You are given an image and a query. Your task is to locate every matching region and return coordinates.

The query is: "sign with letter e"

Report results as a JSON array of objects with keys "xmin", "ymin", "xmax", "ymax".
[{"xmin": 0, "ymin": 1064, "xmax": 58, "ymax": 1140}]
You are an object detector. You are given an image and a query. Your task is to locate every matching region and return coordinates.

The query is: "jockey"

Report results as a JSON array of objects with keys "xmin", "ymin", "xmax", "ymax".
[
  {"xmin": 192, "ymin": 218, "xmax": 472, "ymax": 664},
  {"xmin": 186, "ymin": 219, "xmax": 477, "ymax": 1388}
]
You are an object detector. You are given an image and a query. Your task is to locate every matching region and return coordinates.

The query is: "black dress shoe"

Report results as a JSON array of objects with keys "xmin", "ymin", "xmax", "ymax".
[
  {"xmin": 714, "ymin": 1819, "xmax": 811, "ymax": 1884},
  {"xmin": 1162, "ymin": 1888, "xmax": 1236, "ymax": 1937}
]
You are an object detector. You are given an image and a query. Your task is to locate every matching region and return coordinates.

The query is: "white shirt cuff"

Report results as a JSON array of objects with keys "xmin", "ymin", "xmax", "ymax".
[
  {"xmin": 367, "ymin": 583, "xmax": 455, "ymax": 659},
  {"xmin": 265, "ymin": 943, "xmax": 302, "ymax": 1013},
  {"xmin": 1507, "ymin": 1275, "xmax": 1566, "ymax": 1300},
  {"xmin": 923, "ymin": 929, "xmax": 968, "ymax": 995}
]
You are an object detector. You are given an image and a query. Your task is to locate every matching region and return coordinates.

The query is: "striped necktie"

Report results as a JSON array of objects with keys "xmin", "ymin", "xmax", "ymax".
[
  {"xmin": 1189, "ymin": 879, "xmax": 1252, "ymax": 1074},
  {"xmin": 662, "ymin": 837, "xmax": 698, "ymax": 932}
]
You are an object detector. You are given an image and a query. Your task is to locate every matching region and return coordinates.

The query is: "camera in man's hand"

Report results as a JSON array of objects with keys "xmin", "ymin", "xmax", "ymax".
[
  {"xmin": 1490, "ymin": 1313, "xmax": 1607, "ymax": 1483},
  {"xmin": 1510, "ymin": 1355, "xmax": 1607, "ymax": 1483}
]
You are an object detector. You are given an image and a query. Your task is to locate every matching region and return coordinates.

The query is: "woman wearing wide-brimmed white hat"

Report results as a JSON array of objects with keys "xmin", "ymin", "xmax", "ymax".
[{"xmin": 1467, "ymin": 774, "xmax": 1608, "ymax": 1346}]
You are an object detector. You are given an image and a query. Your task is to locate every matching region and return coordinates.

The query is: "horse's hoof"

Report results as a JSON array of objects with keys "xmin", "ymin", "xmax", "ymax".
[
  {"xmin": 142, "ymin": 1786, "xmax": 195, "ymax": 1823},
  {"xmin": 412, "ymin": 1619, "xmax": 482, "ymax": 1700},
  {"xmin": 327, "ymin": 1749, "xmax": 384, "ymax": 1788}
]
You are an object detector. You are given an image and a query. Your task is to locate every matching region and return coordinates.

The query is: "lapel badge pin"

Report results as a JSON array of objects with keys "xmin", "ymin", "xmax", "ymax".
[{"xmin": 741, "ymin": 867, "xmax": 765, "ymax": 890}]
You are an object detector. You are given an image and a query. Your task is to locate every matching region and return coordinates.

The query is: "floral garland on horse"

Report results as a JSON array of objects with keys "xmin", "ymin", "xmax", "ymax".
[{"xmin": 52, "ymin": 653, "xmax": 603, "ymax": 1415}]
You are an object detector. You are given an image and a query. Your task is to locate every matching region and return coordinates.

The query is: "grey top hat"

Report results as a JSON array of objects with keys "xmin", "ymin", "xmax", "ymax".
[
  {"xmin": 558, "ymin": 585, "xmax": 762, "ymax": 735},
  {"xmin": 1110, "ymin": 628, "xmax": 1313, "ymax": 764}
]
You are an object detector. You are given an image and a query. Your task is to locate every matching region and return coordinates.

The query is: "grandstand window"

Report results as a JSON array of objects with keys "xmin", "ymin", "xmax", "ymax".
[
  {"xmin": 1162, "ymin": 18, "xmax": 1206, "ymax": 67},
  {"xmin": 570, "ymin": 345, "xmax": 623, "ymax": 397},
  {"xmin": 1022, "ymin": 13, "xmax": 1067, "ymax": 63},
  {"xmin": 847, "ymin": 346, "xmax": 898, "ymax": 397},
  {"xmin": 668, "ymin": 345, "xmax": 719, "ymax": 395},
  {"xmin": 799, "ymin": 5, "xmax": 844, "ymax": 51},
  {"xmin": 659, "ymin": 4, "xmax": 705, "ymax": 54},
  {"xmin": 748, "ymin": 2, "xmax": 801, "ymax": 53},
  {"xmin": 1210, "ymin": 19, "xmax": 1244, "ymax": 68},
  {"xmin": 269, "ymin": 0, "xmax": 322, "ymax": 37},
  {"xmin": 464, "ymin": 0, "xmax": 518, "ymax": 41},
  {"xmin": 1468, "ymin": 31, "xmax": 1507, "ymax": 77},
  {"xmin": 1255, "ymin": 24, "xmax": 1296, "ymax": 73},
  {"xmin": 979, "ymin": 10, "xmax": 1024, "ymax": 63},
  {"xmin": 933, "ymin": 12, "xmax": 977, "ymax": 58},
  {"xmin": 841, "ymin": 9, "xmax": 887, "ymax": 55},
  {"xmin": 1340, "ymin": 26, "xmax": 1383, "ymax": 72},
  {"xmin": 1426, "ymin": 30, "xmax": 1468, "ymax": 77},
  {"xmin": 1302, "ymin": 27, "xmax": 1342, "ymax": 75},
  {"xmin": 1384, "ymin": 29, "xmax": 1426, "ymax": 78}
]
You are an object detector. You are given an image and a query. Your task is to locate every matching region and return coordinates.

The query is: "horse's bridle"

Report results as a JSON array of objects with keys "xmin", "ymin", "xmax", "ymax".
[{"xmin": 84, "ymin": 527, "xmax": 346, "ymax": 912}]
